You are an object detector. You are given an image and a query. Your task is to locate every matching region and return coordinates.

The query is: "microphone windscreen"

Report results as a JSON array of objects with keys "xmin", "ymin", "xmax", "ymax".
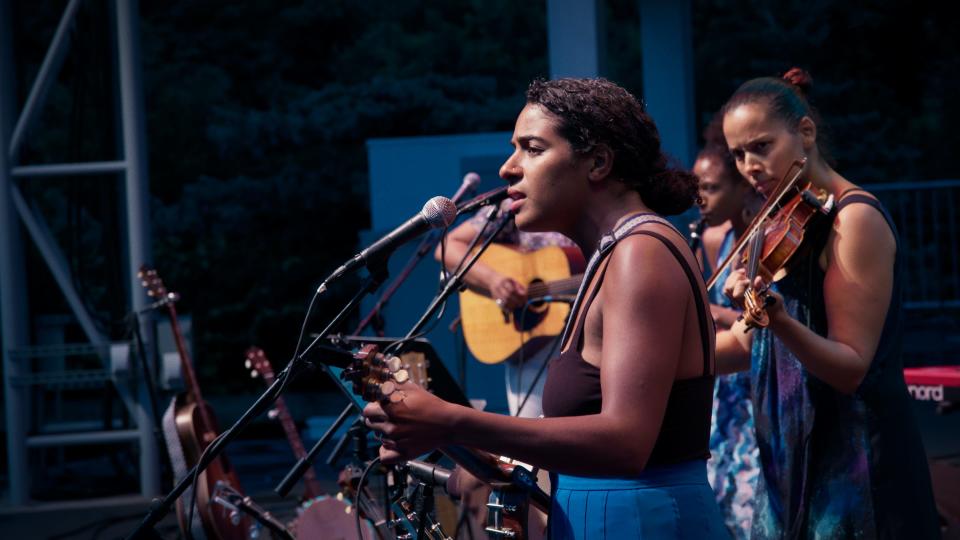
[
  {"xmin": 463, "ymin": 172, "xmax": 482, "ymax": 190},
  {"xmin": 422, "ymin": 196, "xmax": 457, "ymax": 228}
]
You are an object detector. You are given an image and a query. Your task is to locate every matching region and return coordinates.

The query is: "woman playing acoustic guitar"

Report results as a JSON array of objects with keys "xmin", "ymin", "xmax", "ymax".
[
  {"xmin": 364, "ymin": 77, "xmax": 728, "ymax": 539},
  {"xmin": 715, "ymin": 68, "xmax": 938, "ymax": 538}
]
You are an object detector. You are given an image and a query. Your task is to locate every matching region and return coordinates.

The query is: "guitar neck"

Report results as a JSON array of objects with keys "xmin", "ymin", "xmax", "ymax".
[
  {"xmin": 338, "ymin": 346, "xmax": 550, "ymax": 513},
  {"xmin": 261, "ymin": 373, "xmax": 322, "ymax": 499},
  {"xmin": 527, "ymin": 274, "xmax": 583, "ymax": 299},
  {"xmin": 165, "ymin": 303, "xmax": 217, "ymax": 433}
]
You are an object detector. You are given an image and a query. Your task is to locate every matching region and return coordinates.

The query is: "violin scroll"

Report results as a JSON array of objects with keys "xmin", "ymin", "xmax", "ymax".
[{"xmin": 740, "ymin": 284, "xmax": 775, "ymax": 331}]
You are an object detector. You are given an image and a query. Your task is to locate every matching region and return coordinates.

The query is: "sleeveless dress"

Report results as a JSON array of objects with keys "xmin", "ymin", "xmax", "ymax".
[
  {"xmin": 705, "ymin": 228, "xmax": 759, "ymax": 539},
  {"xmin": 541, "ymin": 213, "xmax": 728, "ymax": 540},
  {"xmin": 749, "ymin": 192, "xmax": 939, "ymax": 539}
]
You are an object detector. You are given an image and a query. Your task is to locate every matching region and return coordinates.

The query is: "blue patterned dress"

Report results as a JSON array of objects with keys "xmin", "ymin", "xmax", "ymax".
[
  {"xmin": 704, "ymin": 229, "xmax": 759, "ymax": 539},
  {"xmin": 749, "ymin": 193, "xmax": 939, "ymax": 539}
]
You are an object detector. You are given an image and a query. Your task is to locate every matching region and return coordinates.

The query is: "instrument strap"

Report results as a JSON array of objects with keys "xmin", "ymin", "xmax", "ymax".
[{"xmin": 558, "ymin": 212, "xmax": 679, "ymax": 349}]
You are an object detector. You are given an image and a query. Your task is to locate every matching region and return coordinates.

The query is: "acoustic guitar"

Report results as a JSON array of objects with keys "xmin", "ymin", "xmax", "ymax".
[
  {"xmin": 244, "ymin": 347, "xmax": 388, "ymax": 539},
  {"xmin": 244, "ymin": 347, "xmax": 323, "ymax": 501},
  {"xmin": 341, "ymin": 343, "xmax": 551, "ymax": 540},
  {"xmin": 139, "ymin": 267, "xmax": 250, "ymax": 540},
  {"xmin": 459, "ymin": 244, "xmax": 583, "ymax": 365}
]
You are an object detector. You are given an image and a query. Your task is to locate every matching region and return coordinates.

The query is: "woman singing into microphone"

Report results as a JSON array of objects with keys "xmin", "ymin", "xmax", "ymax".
[{"xmin": 363, "ymin": 77, "xmax": 727, "ymax": 539}]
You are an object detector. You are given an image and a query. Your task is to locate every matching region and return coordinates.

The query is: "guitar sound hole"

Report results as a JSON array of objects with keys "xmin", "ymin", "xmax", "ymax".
[
  {"xmin": 525, "ymin": 279, "xmax": 549, "ymax": 311},
  {"xmin": 513, "ymin": 279, "xmax": 548, "ymax": 332}
]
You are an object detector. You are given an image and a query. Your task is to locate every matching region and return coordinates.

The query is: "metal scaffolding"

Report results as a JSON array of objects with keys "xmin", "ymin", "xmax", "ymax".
[{"xmin": 0, "ymin": 0, "xmax": 158, "ymax": 506}]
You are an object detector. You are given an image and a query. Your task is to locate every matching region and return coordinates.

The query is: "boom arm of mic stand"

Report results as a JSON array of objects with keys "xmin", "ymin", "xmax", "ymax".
[
  {"xmin": 125, "ymin": 273, "xmax": 386, "ymax": 540},
  {"xmin": 354, "ymin": 229, "xmax": 444, "ymax": 335},
  {"xmin": 275, "ymin": 403, "xmax": 354, "ymax": 497},
  {"xmin": 449, "ymin": 205, "xmax": 501, "ymax": 279},
  {"xmin": 403, "ymin": 208, "xmax": 513, "ymax": 342}
]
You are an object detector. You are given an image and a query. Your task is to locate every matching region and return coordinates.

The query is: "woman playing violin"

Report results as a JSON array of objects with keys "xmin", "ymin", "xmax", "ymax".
[
  {"xmin": 364, "ymin": 78, "xmax": 728, "ymax": 539},
  {"xmin": 716, "ymin": 67, "xmax": 938, "ymax": 538}
]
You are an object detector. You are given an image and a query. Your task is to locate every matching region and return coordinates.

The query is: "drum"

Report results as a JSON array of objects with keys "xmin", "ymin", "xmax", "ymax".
[{"xmin": 291, "ymin": 494, "xmax": 378, "ymax": 540}]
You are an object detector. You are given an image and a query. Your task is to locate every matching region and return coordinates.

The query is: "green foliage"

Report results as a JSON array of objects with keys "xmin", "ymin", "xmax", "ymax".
[
  {"xmin": 12, "ymin": 0, "xmax": 960, "ymax": 394},
  {"xmin": 136, "ymin": 0, "xmax": 548, "ymax": 390}
]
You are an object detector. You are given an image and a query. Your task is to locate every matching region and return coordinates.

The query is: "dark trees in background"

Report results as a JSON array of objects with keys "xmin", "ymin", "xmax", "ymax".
[
  {"xmin": 10, "ymin": 0, "xmax": 548, "ymax": 393},
  {"xmin": 8, "ymin": 0, "xmax": 958, "ymax": 394},
  {"xmin": 692, "ymin": 0, "xmax": 960, "ymax": 183}
]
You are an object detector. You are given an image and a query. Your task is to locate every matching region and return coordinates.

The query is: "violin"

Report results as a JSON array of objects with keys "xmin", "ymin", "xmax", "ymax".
[{"xmin": 706, "ymin": 158, "xmax": 835, "ymax": 330}]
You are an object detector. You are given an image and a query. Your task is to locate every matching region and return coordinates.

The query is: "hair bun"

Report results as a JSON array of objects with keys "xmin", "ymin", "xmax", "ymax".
[{"xmin": 782, "ymin": 67, "xmax": 813, "ymax": 95}]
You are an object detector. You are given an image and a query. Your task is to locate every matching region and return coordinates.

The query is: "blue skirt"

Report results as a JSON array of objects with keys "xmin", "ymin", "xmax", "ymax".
[{"xmin": 549, "ymin": 460, "xmax": 729, "ymax": 540}]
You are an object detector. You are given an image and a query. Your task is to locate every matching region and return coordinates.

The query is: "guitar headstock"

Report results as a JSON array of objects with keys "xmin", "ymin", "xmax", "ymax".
[
  {"xmin": 341, "ymin": 344, "xmax": 411, "ymax": 403},
  {"xmin": 137, "ymin": 265, "xmax": 180, "ymax": 307},
  {"xmin": 244, "ymin": 346, "xmax": 277, "ymax": 383}
]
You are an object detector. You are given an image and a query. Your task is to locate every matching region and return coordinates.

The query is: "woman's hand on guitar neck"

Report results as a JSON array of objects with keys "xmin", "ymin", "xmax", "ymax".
[{"xmin": 363, "ymin": 381, "xmax": 457, "ymax": 464}]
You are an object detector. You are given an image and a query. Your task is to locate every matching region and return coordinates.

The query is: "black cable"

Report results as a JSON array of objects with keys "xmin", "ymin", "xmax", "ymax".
[
  {"xmin": 186, "ymin": 368, "xmax": 291, "ymax": 532},
  {"xmin": 439, "ymin": 226, "xmax": 450, "ymax": 285},
  {"xmin": 185, "ymin": 429, "xmax": 226, "ymax": 535},
  {"xmin": 514, "ymin": 300, "xmax": 566, "ymax": 417},
  {"xmin": 381, "ymin": 294, "xmax": 450, "ymax": 358},
  {"xmin": 276, "ymin": 289, "xmax": 321, "ymax": 399},
  {"xmin": 413, "ymin": 483, "xmax": 427, "ymax": 539},
  {"xmin": 384, "ymin": 209, "xmax": 503, "ymax": 359},
  {"xmin": 449, "ymin": 206, "xmax": 500, "ymax": 281},
  {"xmin": 125, "ymin": 311, "xmax": 170, "ymax": 484},
  {"xmin": 189, "ymin": 281, "xmax": 318, "ymax": 531},
  {"xmin": 513, "ymin": 302, "xmax": 530, "ymax": 417},
  {"xmin": 355, "ymin": 457, "xmax": 381, "ymax": 540},
  {"xmin": 453, "ymin": 499, "xmax": 475, "ymax": 540}
]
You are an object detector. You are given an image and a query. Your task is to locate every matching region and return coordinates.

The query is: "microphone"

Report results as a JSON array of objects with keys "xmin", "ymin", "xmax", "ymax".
[
  {"xmin": 456, "ymin": 185, "xmax": 510, "ymax": 216},
  {"xmin": 451, "ymin": 172, "xmax": 482, "ymax": 204},
  {"xmin": 406, "ymin": 460, "xmax": 453, "ymax": 493},
  {"xmin": 319, "ymin": 196, "xmax": 457, "ymax": 292}
]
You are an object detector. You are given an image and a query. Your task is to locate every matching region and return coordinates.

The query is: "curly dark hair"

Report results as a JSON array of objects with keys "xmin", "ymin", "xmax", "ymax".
[{"xmin": 525, "ymin": 78, "xmax": 698, "ymax": 215}]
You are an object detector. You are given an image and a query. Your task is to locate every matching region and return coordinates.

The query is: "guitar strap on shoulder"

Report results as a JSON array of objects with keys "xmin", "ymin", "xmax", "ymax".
[
  {"xmin": 557, "ymin": 213, "xmax": 678, "ymax": 348},
  {"xmin": 162, "ymin": 398, "xmax": 208, "ymax": 540}
]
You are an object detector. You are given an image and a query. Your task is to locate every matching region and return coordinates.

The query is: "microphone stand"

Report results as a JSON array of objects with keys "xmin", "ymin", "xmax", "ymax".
[
  {"xmin": 354, "ymin": 229, "xmax": 444, "ymax": 336},
  {"xmin": 449, "ymin": 205, "xmax": 501, "ymax": 279},
  {"xmin": 402, "ymin": 207, "xmax": 513, "ymax": 344},
  {"xmin": 125, "ymin": 269, "xmax": 387, "ymax": 540},
  {"xmin": 261, "ymin": 208, "xmax": 514, "ymax": 538},
  {"xmin": 269, "ymin": 208, "xmax": 514, "ymax": 534},
  {"xmin": 274, "ymin": 402, "xmax": 354, "ymax": 497},
  {"xmin": 354, "ymin": 179, "xmax": 481, "ymax": 336}
]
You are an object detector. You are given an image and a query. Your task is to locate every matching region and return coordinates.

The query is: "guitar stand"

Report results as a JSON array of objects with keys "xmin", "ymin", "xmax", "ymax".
[{"xmin": 125, "ymin": 273, "xmax": 386, "ymax": 539}]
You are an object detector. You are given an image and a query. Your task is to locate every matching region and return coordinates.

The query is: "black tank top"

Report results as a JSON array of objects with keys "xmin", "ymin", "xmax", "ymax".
[{"xmin": 541, "ymin": 222, "xmax": 715, "ymax": 466}]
